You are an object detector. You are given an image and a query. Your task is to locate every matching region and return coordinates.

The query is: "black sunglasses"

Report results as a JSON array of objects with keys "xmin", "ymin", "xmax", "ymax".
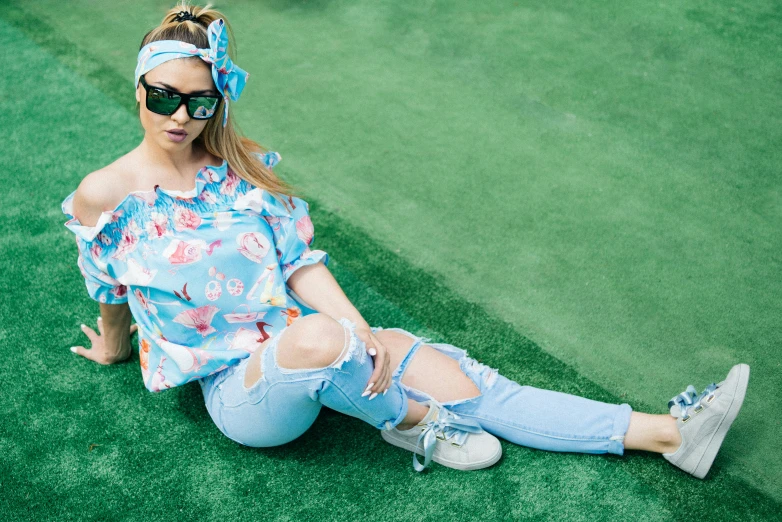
[{"xmin": 139, "ymin": 74, "xmax": 222, "ymax": 120}]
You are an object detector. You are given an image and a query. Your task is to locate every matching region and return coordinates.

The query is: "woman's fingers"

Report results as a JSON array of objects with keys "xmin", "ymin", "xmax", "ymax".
[
  {"xmin": 365, "ymin": 352, "xmax": 384, "ymax": 398},
  {"xmin": 70, "ymin": 344, "xmax": 86, "ymax": 358},
  {"xmin": 356, "ymin": 333, "xmax": 376, "ymax": 395},
  {"xmin": 356, "ymin": 329, "xmax": 393, "ymax": 398},
  {"xmin": 71, "ymin": 321, "xmax": 131, "ymax": 366},
  {"xmin": 368, "ymin": 333, "xmax": 392, "ymax": 395},
  {"xmin": 70, "ymin": 344, "xmax": 115, "ymax": 365},
  {"xmin": 74, "ymin": 323, "xmax": 99, "ymax": 363},
  {"xmin": 374, "ymin": 347, "xmax": 389, "ymax": 392},
  {"xmin": 71, "ymin": 345, "xmax": 91, "ymax": 360},
  {"xmin": 365, "ymin": 340, "xmax": 377, "ymax": 357},
  {"xmin": 363, "ymin": 339, "xmax": 388, "ymax": 397},
  {"xmin": 70, "ymin": 344, "xmax": 100, "ymax": 363},
  {"xmin": 73, "ymin": 324, "xmax": 101, "ymax": 363},
  {"xmin": 373, "ymin": 336, "xmax": 391, "ymax": 393},
  {"xmin": 80, "ymin": 323, "xmax": 99, "ymax": 344}
]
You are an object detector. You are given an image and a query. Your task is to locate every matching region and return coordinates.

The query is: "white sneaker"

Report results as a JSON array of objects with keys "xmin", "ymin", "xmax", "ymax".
[
  {"xmin": 380, "ymin": 401, "xmax": 502, "ymax": 471},
  {"xmin": 663, "ymin": 363, "xmax": 750, "ymax": 479}
]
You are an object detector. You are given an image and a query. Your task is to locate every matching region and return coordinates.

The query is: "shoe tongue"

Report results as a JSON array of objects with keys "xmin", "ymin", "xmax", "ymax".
[{"xmin": 419, "ymin": 403, "xmax": 439, "ymax": 425}]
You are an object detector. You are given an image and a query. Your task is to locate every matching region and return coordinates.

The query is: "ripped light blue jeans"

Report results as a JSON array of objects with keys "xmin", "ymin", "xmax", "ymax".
[{"xmin": 199, "ymin": 318, "xmax": 633, "ymax": 455}]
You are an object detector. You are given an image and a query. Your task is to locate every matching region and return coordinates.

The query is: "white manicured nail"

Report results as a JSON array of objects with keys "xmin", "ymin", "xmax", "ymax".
[
  {"xmin": 70, "ymin": 347, "xmax": 77, "ymax": 353},
  {"xmin": 80, "ymin": 324, "xmax": 86, "ymax": 329},
  {"xmin": 361, "ymin": 389, "xmax": 371, "ymax": 397},
  {"xmin": 369, "ymin": 392, "xmax": 378, "ymax": 400},
  {"xmin": 364, "ymin": 382, "xmax": 374, "ymax": 392},
  {"xmin": 383, "ymin": 389, "xmax": 388, "ymax": 395},
  {"xmin": 368, "ymin": 348, "xmax": 377, "ymax": 356},
  {"xmin": 97, "ymin": 316, "xmax": 101, "ymax": 321}
]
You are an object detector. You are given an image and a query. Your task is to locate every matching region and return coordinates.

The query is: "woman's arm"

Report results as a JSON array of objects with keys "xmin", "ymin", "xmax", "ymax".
[
  {"xmin": 71, "ymin": 302, "xmax": 137, "ymax": 365},
  {"xmin": 287, "ymin": 262, "xmax": 368, "ymax": 329},
  {"xmin": 68, "ymin": 175, "xmax": 138, "ymax": 364},
  {"xmin": 287, "ymin": 262, "xmax": 391, "ymax": 394}
]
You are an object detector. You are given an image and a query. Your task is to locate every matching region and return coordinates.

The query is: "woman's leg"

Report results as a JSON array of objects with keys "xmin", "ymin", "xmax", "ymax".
[
  {"xmin": 243, "ymin": 314, "xmax": 431, "ymax": 428},
  {"xmin": 235, "ymin": 317, "xmax": 681, "ymax": 455},
  {"xmin": 374, "ymin": 327, "xmax": 679, "ymax": 456},
  {"xmin": 624, "ymin": 412, "xmax": 681, "ymax": 453},
  {"xmin": 210, "ymin": 314, "xmax": 437, "ymax": 448}
]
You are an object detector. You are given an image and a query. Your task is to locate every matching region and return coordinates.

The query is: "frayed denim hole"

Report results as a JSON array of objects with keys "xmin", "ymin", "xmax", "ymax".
[
  {"xmin": 406, "ymin": 342, "xmax": 488, "ymax": 408},
  {"xmin": 399, "ymin": 381, "xmax": 436, "ymax": 404},
  {"xmin": 426, "ymin": 341, "xmax": 468, "ymax": 362},
  {"xmin": 424, "ymin": 341, "xmax": 493, "ymax": 390},
  {"xmin": 430, "ymin": 357, "xmax": 484, "ymax": 408},
  {"xmin": 275, "ymin": 319, "xmax": 366, "ymax": 376},
  {"xmin": 330, "ymin": 320, "xmax": 367, "ymax": 371},
  {"xmin": 426, "ymin": 340, "xmax": 499, "ymax": 393},
  {"xmin": 376, "ymin": 328, "xmax": 428, "ymax": 380},
  {"xmin": 242, "ymin": 339, "xmax": 278, "ymax": 391},
  {"xmin": 460, "ymin": 357, "xmax": 500, "ymax": 391},
  {"xmin": 395, "ymin": 363, "xmax": 483, "ymax": 410},
  {"xmin": 272, "ymin": 326, "xmax": 326, "ymax": 375},
  {"xmin": 393, "ymin": 337, "xmax": 424, "ymax": 382}
]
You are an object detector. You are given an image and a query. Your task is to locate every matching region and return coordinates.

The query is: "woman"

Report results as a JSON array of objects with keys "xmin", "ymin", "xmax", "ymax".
[{"xmin": 61, "ymin": 2, "xmax": 749, "ymax": 475}]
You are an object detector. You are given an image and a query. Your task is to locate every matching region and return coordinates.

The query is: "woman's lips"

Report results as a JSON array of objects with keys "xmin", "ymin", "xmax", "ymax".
[{"xmin": 166, "ymin": 130, "xmax": 188, "ymax": 142}]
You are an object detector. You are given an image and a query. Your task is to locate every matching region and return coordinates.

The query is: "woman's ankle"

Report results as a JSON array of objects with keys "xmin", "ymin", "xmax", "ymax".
[
  {"xmin": 396, "ymin": 400, "xmax": 430, "ymax": 431},
  {"xmin": 658, "ymin": 416, "xmax": 683, "ymax": 454},
  {"xmin": 624, "ymin": 412, "xmax": 682, "ymax": 453}
]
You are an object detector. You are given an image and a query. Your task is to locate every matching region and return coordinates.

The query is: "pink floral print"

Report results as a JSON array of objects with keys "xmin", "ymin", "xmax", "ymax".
[{"xmin": 61, "ymin": 152, "xmax": 329, "ymax": 392}]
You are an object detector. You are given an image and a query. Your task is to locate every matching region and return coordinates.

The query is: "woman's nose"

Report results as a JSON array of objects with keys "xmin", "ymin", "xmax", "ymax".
[{"xmin": 172, "ymin": 102, "xmax": 190, "ymax": 123}]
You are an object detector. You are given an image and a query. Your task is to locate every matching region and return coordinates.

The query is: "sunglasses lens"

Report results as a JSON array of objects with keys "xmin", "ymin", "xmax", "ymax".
[
  {"xmin": 188, "ymin": 96, "xmax": 220, "ymax": 119},
  {"xmin": 143, "ymin": 78, "xmax": 220, "ymax": 119},
  {"xmin": 147, "ymin": 87, "xmax": 182, "ymax": 115}
]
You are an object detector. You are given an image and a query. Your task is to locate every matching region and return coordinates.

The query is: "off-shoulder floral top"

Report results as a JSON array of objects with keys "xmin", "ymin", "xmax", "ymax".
[{"xmin": 60, "ymin": 152, "xmax": 329, "ymax": 392}]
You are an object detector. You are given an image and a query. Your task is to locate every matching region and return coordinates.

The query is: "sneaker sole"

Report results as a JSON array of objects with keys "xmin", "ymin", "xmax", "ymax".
[
  {"xmin": 381, "ymin": 430, "xmax": 502, "ymax": 471},
  {"xmin": 692, "ymin": 363, "xmax": 750, "ymax": 479}
]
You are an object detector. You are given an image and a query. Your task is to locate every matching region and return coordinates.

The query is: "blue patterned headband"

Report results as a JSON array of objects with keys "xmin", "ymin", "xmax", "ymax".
[{"xmin": 134, "ymin": 18, "xmax": 249, "ymax": 127}]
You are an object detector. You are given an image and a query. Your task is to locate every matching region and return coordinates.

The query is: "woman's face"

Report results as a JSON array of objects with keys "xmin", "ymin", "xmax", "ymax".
[{"xmin": 136, "ymin": 58, "xmax": 219, "ymax": 149}]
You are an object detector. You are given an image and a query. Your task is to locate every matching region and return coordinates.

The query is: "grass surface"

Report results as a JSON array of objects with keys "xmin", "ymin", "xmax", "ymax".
[{"xmin": 1, "ymin": 1, "xmax": 779, "ymax": 520}]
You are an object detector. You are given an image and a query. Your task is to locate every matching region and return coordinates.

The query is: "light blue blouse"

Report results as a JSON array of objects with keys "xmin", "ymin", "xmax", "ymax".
[{"xmin": 61, "ymin": 152, "xmax": 329, "ymax": 392}]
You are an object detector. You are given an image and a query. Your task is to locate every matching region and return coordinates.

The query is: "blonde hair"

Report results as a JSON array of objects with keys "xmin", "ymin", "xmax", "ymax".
[{"xmin": 136, "ymin": 1, "xmax": 297, "ymax": 202}]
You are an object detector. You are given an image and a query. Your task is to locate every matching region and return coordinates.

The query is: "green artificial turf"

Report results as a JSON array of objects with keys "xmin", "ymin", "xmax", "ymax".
[{"xmin": 1, "ymin": 1, "xmax": 779, "ymax": 520}]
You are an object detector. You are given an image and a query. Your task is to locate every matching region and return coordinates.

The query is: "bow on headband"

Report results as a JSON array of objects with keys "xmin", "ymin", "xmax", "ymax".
[{"xmin": 134, "ymin": 18, "xmax": 249, "ymax": 127}]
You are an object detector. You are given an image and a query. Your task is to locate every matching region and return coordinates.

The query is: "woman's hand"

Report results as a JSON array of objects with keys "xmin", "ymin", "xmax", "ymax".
[
  {"xmin": 70, "ymin": 316, "xmax": 138, "ymax": 365},
  {"xmin": 354, "ymin": 324, "xmax": 392, "ymax": 398},
  {"xmin": 284, "ymin": 262, "xmax": 393, "ymax": 396}
]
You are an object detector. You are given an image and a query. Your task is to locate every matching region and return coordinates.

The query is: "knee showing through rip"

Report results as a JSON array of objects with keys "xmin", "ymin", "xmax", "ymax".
[{"xmin": 276, "ymin": 313, "xmax": 349, "ymax": 370}]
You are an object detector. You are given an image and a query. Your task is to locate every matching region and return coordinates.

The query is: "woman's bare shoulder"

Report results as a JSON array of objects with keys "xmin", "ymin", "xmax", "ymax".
[{"xmin": 72, "ymin": 155, "xmax": 135, "ymax": 228}]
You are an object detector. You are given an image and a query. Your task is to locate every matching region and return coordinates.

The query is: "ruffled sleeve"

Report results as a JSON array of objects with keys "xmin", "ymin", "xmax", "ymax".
[
  {"xmin": 233, "ymin": 152, "xmax": 329, "ymax": 283},
  {"xmin": 272, "ymin": 195, "xmax": 330, "ymax": 282},
  {"xmin": 61, "ymin": 190, "xmax": 129, "ymax": 304}
]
